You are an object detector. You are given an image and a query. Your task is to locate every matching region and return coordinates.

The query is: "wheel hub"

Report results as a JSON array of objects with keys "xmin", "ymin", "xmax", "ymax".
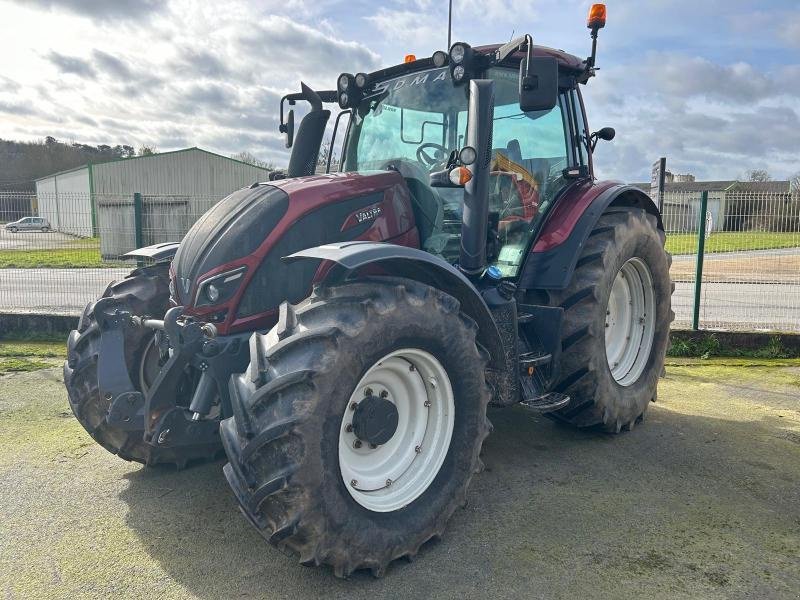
[
  {"xmin": 352, "ymin": 394, "xmax": 399, "ymax": 446},
  {"xmin": 338, "ymin": 349, "xmax": 455, "ymax": 512},
  {"xmin": 605, "ymin": 257, "xmax": 656, "ymax": 386}
]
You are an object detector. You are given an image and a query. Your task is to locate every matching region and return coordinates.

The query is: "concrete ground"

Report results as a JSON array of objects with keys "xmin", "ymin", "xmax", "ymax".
[
  {"xmin": 1, "ymin": 360, "xmax": 799, "ymax": 599},
  {"xmin": 0, "ymin": 229, "xmax": 81, "ymax": 251}
]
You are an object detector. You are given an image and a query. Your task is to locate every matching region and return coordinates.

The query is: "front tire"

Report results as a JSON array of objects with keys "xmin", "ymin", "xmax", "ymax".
[
  {"xmin": 64, "ymin": 263, "xmax": 221, "ymax": 466},
  {"xmin": 222, "ymin": 278, "xmax": 491, "ymax": 577},
  {"xmin": 532, "ymin": 207, "xmax": 673, "ymax": 432}
]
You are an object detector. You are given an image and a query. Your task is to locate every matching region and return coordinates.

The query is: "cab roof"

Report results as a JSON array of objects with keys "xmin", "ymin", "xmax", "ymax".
[{"xmin": 475, "ymin": 44, "xmax": 586, "ymax": 72}]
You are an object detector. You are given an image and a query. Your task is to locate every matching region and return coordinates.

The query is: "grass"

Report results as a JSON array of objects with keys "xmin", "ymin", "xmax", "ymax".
[
  {"xmin": 0, "ymin": 237, "xmax": 126, "ymax": 268},
  {"xmin": 0, "ymin": 340, "xmax": 65, "ymax": 374},
  {"xmin": 668, "ymin": 333, "xmax": 798, "ymax": 359},
  {"xmin": 665, "ymin": 231, "xmax": 800, "ymax": 255}
]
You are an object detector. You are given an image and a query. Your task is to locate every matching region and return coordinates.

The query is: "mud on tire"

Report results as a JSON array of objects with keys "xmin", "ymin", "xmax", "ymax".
[
  {"xmin": 64, "ymin": 263, "xmax": 220, "ymax": 466},
  {"xmin": 222, "ymin": 277, "xmax": 492, "ymax": 577},
  {"xmin": 534, "ymin": 207, "xmax": 673, "ymax": 432}
]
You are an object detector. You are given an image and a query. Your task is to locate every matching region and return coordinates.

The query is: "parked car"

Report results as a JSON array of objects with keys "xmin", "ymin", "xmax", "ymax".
[{"xmin": 4, "ymin": 217, "xmax": 51, "ymax": 233}]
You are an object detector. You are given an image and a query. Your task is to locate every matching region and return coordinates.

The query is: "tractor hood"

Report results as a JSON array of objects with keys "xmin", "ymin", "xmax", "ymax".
[{"xmin": 172, "ymin": 171, "xmax": 416, "ymax": 331}]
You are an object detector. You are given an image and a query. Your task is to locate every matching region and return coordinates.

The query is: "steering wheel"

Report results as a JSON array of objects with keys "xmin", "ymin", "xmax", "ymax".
[{"xmin": 416, "ymin": 142, "xmax": 449, "ymax": 168}]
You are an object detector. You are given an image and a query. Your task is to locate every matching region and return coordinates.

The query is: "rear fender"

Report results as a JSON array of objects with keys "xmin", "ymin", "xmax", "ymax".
[
  {"xmin": 519, "ymin": 183, "xmax": 662, "ymax": 290},
  {"xmin": 285, "ymin": 241, "xmax": 505, "ymax": 370}
]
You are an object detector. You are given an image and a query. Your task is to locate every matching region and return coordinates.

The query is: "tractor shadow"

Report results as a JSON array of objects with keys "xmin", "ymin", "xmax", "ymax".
[{"xmin": 119, "ymin": 394, "xmax": 800, "ymax": 599}]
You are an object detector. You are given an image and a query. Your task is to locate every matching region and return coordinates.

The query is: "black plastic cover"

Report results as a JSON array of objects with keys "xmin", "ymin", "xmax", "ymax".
[{"xmin": 172, "ymin": 185, "xmax": 289, "ymax": 304}]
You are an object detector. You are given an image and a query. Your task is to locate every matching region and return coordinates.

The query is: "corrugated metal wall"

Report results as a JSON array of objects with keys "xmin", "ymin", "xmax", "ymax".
[
  {"xmin": 92, "ymin": 149, "xmax": 266, "ymax": 197},
  {"xmin": 94, "ymin": 149, "xmax": 268, "ymax": 257},
  {"xmin": 34, "ymin": 168, "xmax": 93, "ymax": 236}
]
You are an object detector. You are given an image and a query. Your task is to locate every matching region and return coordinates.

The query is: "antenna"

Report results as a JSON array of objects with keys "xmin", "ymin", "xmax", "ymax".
[{"xmin": 447, "ymin": 0, "xmax": 453, "ymax": 49}]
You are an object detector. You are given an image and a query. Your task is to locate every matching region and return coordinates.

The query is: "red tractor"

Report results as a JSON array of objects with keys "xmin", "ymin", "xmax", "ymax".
[{"xmin": 65, "ymin": 5, "xmax": 672, "ymax": 577}]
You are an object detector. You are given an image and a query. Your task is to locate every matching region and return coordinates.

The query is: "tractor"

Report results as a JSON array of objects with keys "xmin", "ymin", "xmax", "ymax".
[{"xmin": 64, "ymin": 4, "xmax": 673, "ymax": 577}]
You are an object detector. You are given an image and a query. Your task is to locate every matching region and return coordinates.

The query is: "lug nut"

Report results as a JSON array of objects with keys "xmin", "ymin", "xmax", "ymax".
[
  {"xmin": 351, "ymin": 479, "xmax": 358, "ymax": 487},
  {"xmin": 415, "ymin": 445, "xmax": 422, "ymax": 453},
  {"xmin": 379, "ymin": 390, "xmax": 388, "ymax": 399},
  {"xmin": 364, "ymin": 387, "xmax": 373, "ymax": 397},
  {"xmin": 409, "ymin": 364, "xmax": 416, "ymax": 372},
  {"xmin": 353, "ymin": 440, "xmax": 362, "ymax": 449},
  {"xmin": 350, "ymin": 402, "xmax": 358, "ymax": 411},
  {"xmin": 386, "ymin": 479, "xmax": 392, "ymax": 487},
  {"xmin": 424, "ymin": 400, "xmax": 431, "ymax": 407},
  {"xmin": 369, "ymin": 443, "xmax": 378, "ymax": 449},
  {"xmin": 345, "ymin": 423, "xmax": 353, "ymax": 433}
]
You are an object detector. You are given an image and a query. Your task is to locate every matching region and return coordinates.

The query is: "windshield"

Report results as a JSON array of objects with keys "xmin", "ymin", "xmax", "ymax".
[{"xmin": 342, "ymin": 66, "xmax": 571, "ymax": 278}]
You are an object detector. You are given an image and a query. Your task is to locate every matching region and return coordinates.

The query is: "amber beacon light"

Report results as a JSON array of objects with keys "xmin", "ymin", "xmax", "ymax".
[{"xmin": 587, "ymin": 3, "xmax": 607, "ymax": 30}]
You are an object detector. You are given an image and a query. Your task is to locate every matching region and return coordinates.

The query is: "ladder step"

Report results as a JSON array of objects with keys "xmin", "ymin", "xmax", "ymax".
[{"xmin": 519, "ymin": 392, "xmax": 570, "ymax": 414}]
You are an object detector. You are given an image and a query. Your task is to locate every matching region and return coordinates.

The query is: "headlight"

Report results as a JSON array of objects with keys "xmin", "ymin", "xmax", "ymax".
[
  {"xmin": 452, "ymin": 65, "xmax": 465, "ymax": 82},
  {"xmin": 432, "ymin": 50, "xmax": 448, "ymax": 67},
  {"xmin": 338, "ymin": 73, "xmax": 350, "ymax": 90},
  {"xmin": 195, "ymin": 267, "xmax": 246, "ymax": 308},
  {"xmin": 355, "ymin": 72, "xmax": 368, "ymax": 88},
  {"xmin": 450, "ymin": 43, "xmax": 466, "ymax": 64}
]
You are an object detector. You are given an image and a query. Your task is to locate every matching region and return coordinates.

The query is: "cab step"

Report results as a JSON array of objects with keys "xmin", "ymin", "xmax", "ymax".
[
  {"xmin": 519, "ymin": 392, "xmax": 570, "ymax": 414},
  {"xmin": 519, "ymin": 351, "xmax": 552, "ymax": 371}
]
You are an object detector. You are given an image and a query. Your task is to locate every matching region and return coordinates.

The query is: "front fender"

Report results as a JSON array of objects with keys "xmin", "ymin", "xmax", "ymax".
[
  {"xmin": 285, "ymin": 241, "xmax": 505, "ymax": 369},
  {"xmin": 123, "ymin": 242, "xmax": 180, "ymax": 262},
  {"xmin": 519, "ymin": 183, "xmax": 662, "ymax": 290}
]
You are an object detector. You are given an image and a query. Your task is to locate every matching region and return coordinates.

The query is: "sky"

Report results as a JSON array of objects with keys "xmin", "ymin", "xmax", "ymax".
[{"xmin": 0, "ymin": 0, "xmax": 798, "ymax": 182}]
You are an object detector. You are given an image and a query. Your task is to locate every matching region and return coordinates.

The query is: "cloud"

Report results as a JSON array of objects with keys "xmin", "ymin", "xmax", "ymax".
[
  {"xmin": 46, "ymin": 51, "xmax": 96, "ymax": 79},
  {"xmin": 638, "ymin": 54, "xmax": 781, "ymax": 104},
  {"xmin": 235, "ymin": 16, "xmax": 380, "ymax": 81},
  {"xmin": 778, "ymin": 15, "xmax": 800, "ymax": 47},
  {"xmin": 92, "ymin": 50, "xmax": 132, "ymax": 79},
  {"xmin": 15, "ymin": 0, "xmax": 168, "ymax": 21}
]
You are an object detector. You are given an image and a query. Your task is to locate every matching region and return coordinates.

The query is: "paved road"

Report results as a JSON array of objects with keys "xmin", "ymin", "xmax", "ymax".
[
  {"xmin": 0, "ymin": 268, "xmax": 129, "ymax": 315},
  {"xmin": 672, "ymin": 246, "xmax": 800, "ymax": 261},
  {"xmin": 2, "ymin": 360, "xmax": 799, "ymax": 598},
  {"xmin": 0, "ymin": 228, "xmax": 83, "ymax": 251}
]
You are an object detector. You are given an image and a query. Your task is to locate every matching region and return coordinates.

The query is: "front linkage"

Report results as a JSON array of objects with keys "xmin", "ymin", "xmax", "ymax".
[{"xmin": 94, "ymin": 301, "xmax": 250, "ymax": 454}]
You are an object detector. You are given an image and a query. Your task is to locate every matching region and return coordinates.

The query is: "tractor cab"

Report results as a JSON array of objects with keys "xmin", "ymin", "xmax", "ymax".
[
  {"xmin": 281, "ymin": 40, "xmax": 595, "ymax": 279},
  {"xmin": 339, "ymin": 58, "xmax": 587, "ymax": 278}
]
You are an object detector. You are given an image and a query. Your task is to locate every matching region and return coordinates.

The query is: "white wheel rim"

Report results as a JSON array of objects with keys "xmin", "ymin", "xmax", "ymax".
[
  {"xmin": 339, "ymin": 348, "xmax": 455, "ymax": 513},
  {"xmin": 605, "ymin": 257, "xmax": 656, "ymax": 386}
]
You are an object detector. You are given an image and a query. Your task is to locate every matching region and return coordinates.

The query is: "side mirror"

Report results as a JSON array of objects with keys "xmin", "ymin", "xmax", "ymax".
[
  {"xmin": 590, "ymin": 126, "xmax": 615, "ymax": 150},
  {"xmin": 279, "ymin": 109, "xmax": 295, "ymax": 149},
  {"xmin": 519, "ymin": 56, "xmax": 558, "ymax": 113}
]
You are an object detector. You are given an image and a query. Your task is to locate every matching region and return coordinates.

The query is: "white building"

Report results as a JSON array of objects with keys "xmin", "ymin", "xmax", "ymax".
[{"xmin": 34, "ymin": 147, "xmax": 269, "ymax": 255}]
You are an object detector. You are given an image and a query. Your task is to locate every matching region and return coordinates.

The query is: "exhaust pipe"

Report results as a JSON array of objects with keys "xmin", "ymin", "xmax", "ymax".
[
  {"xmin": 287, "ymin": 82, "xmax": 331, "ymax": 178},
  {"xmin": 459, "ymin": 79, "xmax": 495, "ymax": 276}
]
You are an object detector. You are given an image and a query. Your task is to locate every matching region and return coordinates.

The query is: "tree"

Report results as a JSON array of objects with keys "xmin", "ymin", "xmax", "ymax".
[
  {"xmin": 745, "ymin": 169, "xmax": 771, "ymax": 182},
  {"xmin": 137, "ymin": 144, "xmax": 158, "ymax": 156},
  {"xmin": 790, "ymin": 173, "xmax": 800, "ymax": 194},
  {"xmin": 230, "ymin": 151, "xmax": 273, "ymax": 170}
]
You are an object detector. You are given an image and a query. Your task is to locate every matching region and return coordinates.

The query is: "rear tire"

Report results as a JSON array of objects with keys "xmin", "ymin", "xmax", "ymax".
[
  {"xmin": 64, "ymin": 263, "xmax": 221, "ymax": 466},
  {"xmin": 532, "ymin": 207, "xmax": 673, "ymax": 432},
  {"xmin": 222, "ymin": 277, "xmax": 491, "ymax": 577},
  {"xmin": 9, "ymin": 226, "xmax": 17, "ymax": 233}
]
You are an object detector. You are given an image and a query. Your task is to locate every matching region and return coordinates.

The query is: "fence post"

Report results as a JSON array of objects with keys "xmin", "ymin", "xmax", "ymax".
[
  {"xmin": 133, "ymin": 192, "xmax": 144, "ymax": 266},
  {"xmin": 691, "ymin": 190, "xmax": 709, "ymax": 330}
]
